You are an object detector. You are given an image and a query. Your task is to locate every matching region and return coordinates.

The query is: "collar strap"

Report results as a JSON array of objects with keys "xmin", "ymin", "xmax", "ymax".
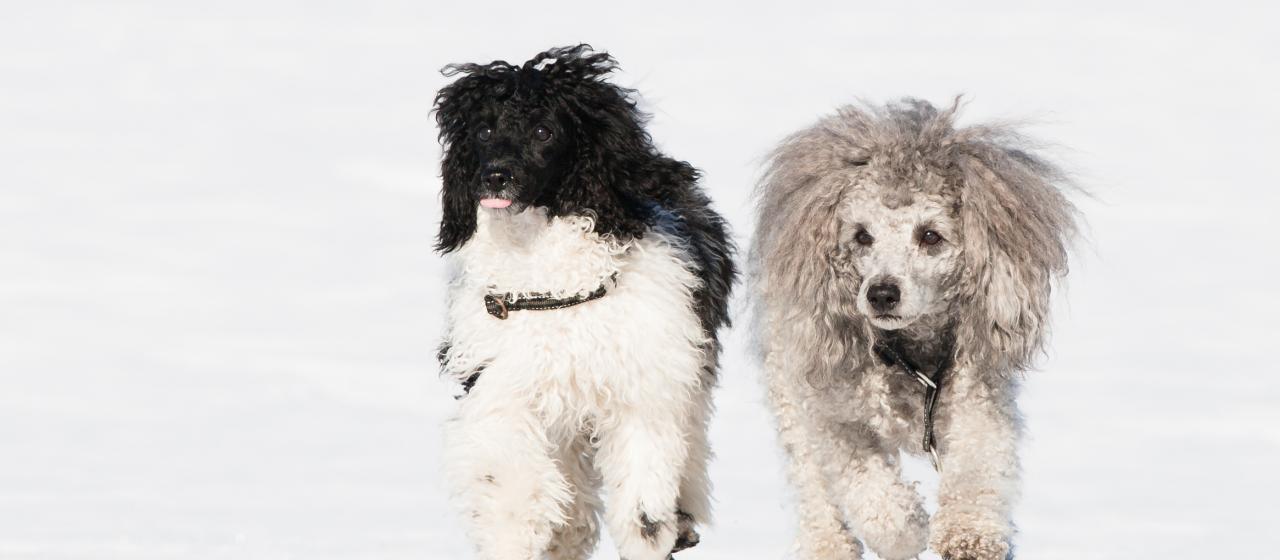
[
  {"xmin": 873, "ymin": 339, "xmax": 951, "ymax": 470},
  {"xmin": 483, "ymin": 278, "xmax": 613, "ymax": 320}
]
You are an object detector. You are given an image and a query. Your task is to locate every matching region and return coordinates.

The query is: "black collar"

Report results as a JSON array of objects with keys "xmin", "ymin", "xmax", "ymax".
[
  {"xmin": 873, "ymin": 337, "xmax": 953, "ymax": 470},
  {"xmin": 483, "ymin": 277, "xmax": 613, "ymax": 320}
]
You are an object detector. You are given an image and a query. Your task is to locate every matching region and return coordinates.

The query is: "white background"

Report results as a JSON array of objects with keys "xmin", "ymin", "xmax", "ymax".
[{"xmin": 3, "ymin": 1, "xmax": 1278, "ymax": 558}]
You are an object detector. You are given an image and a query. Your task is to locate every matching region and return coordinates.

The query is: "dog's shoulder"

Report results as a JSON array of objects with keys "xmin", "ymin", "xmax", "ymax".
[{"xmin": 644, "ymin": 183, "xmax": 738, "ymax": 338}]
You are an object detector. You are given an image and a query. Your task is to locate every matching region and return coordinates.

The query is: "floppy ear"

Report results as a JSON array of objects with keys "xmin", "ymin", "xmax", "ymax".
[
  {"xmin": 436, "ymin": 135, "xmax": 481, "ymax": 253},
  {"xmin": 548, "ymin": 56, "xmax": 660, "ymax": 240},
  {"xmin": 752, "ymin": 128, "xmax": 871, "ymax": 387},
  {"xmin": 559, "ymin": 101, "xmax": 654, "ymax": 237},
  {"xmin": 953, "ymin": 139, "xmax": 1077, "ymax": 373},
  {"xmin": 432, "ymin": 64, "xmax": 498, "ymax": 253}
]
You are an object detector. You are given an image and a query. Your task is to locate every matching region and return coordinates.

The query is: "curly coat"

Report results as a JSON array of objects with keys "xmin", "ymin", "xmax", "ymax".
[
  {"xmin": 752, "ymin": 99, "xmax": 1077, "ymax": 560},
  {"xmin": 434, "ymin": 46, "xmax": 736, "ymax": 560}
]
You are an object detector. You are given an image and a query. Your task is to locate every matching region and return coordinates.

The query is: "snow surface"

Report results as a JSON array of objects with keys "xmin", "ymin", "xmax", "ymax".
[{"xmin": 2, "ymin": 2, "xmax": 1278, "ymax": 558}]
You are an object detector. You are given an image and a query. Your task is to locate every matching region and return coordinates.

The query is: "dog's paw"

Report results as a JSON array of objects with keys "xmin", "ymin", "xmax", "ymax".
[
  {"xmin": 794, "ymin": 526, "xmax": 864, "ymax": 559},
  {"xmin": 671, "ymin": 510, "xmax": 699, "ymax": 554},
  {"xmin": 929, "ymin": 513, "xmax": 1011, "ymax": 560},
  {"xmin": 846, "ymin": 483, "xmax": 928, "ymax": 560},
  {"xmin": 616, "ymin": 512, "xmax": 679, "ymax": 560}
]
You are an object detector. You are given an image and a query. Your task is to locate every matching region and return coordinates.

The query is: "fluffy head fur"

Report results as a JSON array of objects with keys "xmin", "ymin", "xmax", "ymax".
[
  {"xmin": 436, "ymin": 46, "xmax": 690, "ymax": 247},
  {"xmin": 433, "ymin": 44, "xmax": 735, "ymax": 334},
  {"xmin": 752, "ymin": 98, "xmax": 1078, "ymax": 380}
]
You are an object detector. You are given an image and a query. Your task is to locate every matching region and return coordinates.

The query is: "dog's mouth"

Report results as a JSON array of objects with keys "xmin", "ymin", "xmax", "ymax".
[
  {"xmin": 479, "ymin": 197, "xmax": 513, "ymax": 209},
  {"xmin": 869, "ymin": 313, "xmax": 915, "ymax": 330}
]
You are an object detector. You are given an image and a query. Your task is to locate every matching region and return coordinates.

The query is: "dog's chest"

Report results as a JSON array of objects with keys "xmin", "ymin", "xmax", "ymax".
[
  {"xmin": 460, "ymin": 209, "xmax": 628, "ymax": 297},
  {"xmin": 444, "ymin": 210, "xmax": 707, "ymax": 413},
  {"xmin": 812, "ymin": 365, "xmax": 932, "ymax": 446}
]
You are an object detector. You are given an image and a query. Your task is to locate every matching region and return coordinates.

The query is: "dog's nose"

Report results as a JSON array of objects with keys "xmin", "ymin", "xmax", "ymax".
[
  {"xmin": 867, "ymin": 283, "xmax": 901, "ymax": 313},
  {"xmin": 482, "ymin": 170, "xmax": 512, "ymax": 191}
]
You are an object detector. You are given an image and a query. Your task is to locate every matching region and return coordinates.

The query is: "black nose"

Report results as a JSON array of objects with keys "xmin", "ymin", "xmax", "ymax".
[
  {"xmin": 867, "ymin": 283, "xmax": 901, "ymax": 313},
  {"xmin": 482, "ymin": 170, "xmax": 512, "ymax": 191}
]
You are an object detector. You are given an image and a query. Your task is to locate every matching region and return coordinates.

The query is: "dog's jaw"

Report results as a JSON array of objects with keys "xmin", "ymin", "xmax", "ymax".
[{"xmin": 867, "ymin": 313, "xmax": 915, "ymax": 331}]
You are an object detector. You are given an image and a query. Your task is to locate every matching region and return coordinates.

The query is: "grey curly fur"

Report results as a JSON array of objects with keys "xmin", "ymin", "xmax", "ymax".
[
  {"xmin": 752, "ymin": 97, "xmax": 1077, "ymax": 380},
  {"xmin": 751, "ymin": 98, "xmax": 1079, "ymax": 560}
]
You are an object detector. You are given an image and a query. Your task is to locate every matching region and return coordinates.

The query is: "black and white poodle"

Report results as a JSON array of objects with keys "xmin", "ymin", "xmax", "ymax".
[{"xmin": 433, "ymin": 45, "xmax": 736, "ymax": 560}]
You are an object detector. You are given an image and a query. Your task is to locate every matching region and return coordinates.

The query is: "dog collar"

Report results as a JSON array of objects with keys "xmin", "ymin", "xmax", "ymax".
[
  {"xmin": 873, "ymin": 339, "xmax": 952, "ymax": 471},
  {"xmin": 483, "ymin": 275, "xmax": 615, "ymax": 320}
]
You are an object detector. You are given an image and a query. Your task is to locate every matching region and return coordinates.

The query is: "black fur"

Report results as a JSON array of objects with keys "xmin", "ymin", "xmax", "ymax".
[
  {"xmin": 638, "ymin": 513, "xmax": 661, "ymax": 541},
  {"xmin": 438, "ymin": 341, "xmax": 484, "ymax": 398},
  {"xmin": 432, "ymin": 45, "xmax": 736, "ymax": 338}
]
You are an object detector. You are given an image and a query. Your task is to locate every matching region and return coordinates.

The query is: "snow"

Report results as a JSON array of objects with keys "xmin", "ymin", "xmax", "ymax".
[{"xmin": 2, "ymin": 1, "xmax": 1278, "ymax": 558}]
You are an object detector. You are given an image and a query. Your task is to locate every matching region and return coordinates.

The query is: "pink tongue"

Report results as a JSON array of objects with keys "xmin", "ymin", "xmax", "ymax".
[{"xmin": 480, "ymin": 198, "xmax": 512, "ymax": 209}]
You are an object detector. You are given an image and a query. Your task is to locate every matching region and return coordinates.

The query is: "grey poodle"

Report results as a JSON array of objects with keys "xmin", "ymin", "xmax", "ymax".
[{"xmin": 751, "ymin": 99, "xmax": 1078, "ymax": 559}]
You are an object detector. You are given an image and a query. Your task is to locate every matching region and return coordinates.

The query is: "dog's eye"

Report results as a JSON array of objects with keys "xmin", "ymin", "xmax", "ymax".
[
  {"xmin": 920, "ymin": 230, "xmax": 944, "ymax": 246},
  {"xmin": 854, "ymin": 230, "xmax": 875, "ymax": 246},
  {"xmin": 533, "ymin": 126, "xmax": 552, "ymax": 142},
  {"xmin": 476, "ymin": 127, "xmax": 493, "ymax": 142}
]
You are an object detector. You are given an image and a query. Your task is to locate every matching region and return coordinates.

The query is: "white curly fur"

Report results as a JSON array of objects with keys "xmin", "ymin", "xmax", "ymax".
[
  {"xmin": 441, "ymin": 208, "xmax": 715, "ymax": 560},
  {"xmin": 752, "ymin": 99, "xmax": 1077, "ymax": 560}
]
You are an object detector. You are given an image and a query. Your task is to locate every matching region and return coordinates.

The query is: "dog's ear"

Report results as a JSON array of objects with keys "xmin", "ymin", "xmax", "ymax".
[
  {"xmin": 752, "ymin": 130, "xmax": 872, "ymax": 387},
  {"xmin": 561, "ymin": 92, "xmax": 655, "ymax": 239},
  {"xmin": 953, "ymin": 139, "xmax": 1077, "ymax": 373},
  {"xmin": 531, "ymin": 46, "xmax": 671, "ymax": 239},
  {"xmin": 433, "ymin": 63, "xmax": 501, "ymax": 253}
]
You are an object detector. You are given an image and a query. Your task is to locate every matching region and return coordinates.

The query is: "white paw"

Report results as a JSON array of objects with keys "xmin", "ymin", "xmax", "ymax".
[
  {"xmin": 929, "ymin": 510, "xmax": 1011, "ymax": 560},
  {"xmin": 849, "ymin": 486, "xmax": 929, "ymax": 560},
  {"xmin": 795, "ymin": 528, "xmax": 864, "ymax": 559}
]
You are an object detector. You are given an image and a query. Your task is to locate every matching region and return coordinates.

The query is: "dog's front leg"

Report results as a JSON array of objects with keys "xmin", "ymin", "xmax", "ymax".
[
  {"xmin": 765, "ymin": 355, "xmax": 865, "ymax": 559},
  {"xmin": 594, "ymin": 402, "xmax": 692, "ymax": 560},
  {"xmin": 930, "ymin": 371, "xmax": 1021, "ymax": 560},
  {"xmin": 672, "ymin": 370, "xmax": 715, "ymax": 551},
  {"xmin": 817, "ymin": 421, "xmax": 930, "ymax": 560},
  {"xmin": 545, "ymin": 435, "xmax": 603, "ymax": 560},
  {"xmin": 445, "ymin": 394, "xmax": 570, "ymax": 560}
]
